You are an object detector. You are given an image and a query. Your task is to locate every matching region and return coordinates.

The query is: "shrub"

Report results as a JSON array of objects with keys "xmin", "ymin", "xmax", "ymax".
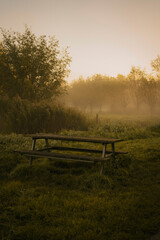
[{"xmin": 0, "ymin": 96, "xmax": 89, "ymax": 134}]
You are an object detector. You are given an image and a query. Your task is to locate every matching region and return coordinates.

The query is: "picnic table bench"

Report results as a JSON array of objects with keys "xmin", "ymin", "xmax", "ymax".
[{"xmin": 16, "ymin": 134, "xmax": 127, "ymax": 174}]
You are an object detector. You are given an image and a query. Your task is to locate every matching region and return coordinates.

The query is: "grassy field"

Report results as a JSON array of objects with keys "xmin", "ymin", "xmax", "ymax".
[{"xmin": 0, "ymin": 115, "xmax": 160, "ymax": 240}]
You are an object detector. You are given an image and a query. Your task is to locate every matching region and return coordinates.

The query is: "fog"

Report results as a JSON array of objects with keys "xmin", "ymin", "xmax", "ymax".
[{"xmin": 63, "ymin": 67, "xmax": 160, "ymax": 116}]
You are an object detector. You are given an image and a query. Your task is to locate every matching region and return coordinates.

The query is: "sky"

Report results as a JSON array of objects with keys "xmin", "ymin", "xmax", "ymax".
[{"xmin": 0, "ymin": 0, "xmax": 160, "ymax": 81}]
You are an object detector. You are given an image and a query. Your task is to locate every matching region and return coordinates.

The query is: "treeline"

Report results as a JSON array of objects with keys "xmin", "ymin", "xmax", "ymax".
[
  {"xmin": 0, "ymin": 27, "xmax": 88, "ymax": 133},
  {"xmin": 1, "ymin": 26, "xmax": 160, "ymax": 135},
  {"xmin": 65, "ymin": 66, "xmax": 160, "ymax": 115}
]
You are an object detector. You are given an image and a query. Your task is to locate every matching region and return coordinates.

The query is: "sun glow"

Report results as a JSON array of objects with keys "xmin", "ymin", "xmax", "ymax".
[{"xmin": 0, "ymin": 0, "xmax": 160, "ymax": 81}]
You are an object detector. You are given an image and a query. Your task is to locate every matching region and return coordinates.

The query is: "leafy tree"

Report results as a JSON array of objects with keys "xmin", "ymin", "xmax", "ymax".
[
  {"xmin": 0, "ymin": 26, "xmax": 71, "ymax": 101},
  {"xmin": 127, "ymin": 66, "xmax": 146, "ymax": 113},
  {"xmin": 141, "ymin": 78, "xmax": 158, "ymax": 115},
  {"xmin": 128, "ymin": 66, "xmax": 159, "ymax": 114},
  {"xmin": 151, "ymin": 55, "xmax": 160, "ymax": 77},
  {"xmin": 66, "ymin": 74, "xmax": 130, "ymax": 113}
]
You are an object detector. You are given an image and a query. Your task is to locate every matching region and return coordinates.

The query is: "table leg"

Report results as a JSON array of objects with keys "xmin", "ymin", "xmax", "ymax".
[
  {"xmin": 30, "ymin": 138, "xmax": 36, "ymax": 166},
  {"xmin": 45, "ymin": 138, "xmax": 52, "ymax": 161},
  {"xmin": 111, "ymin": 143, "xmax": 115, "ymax": 160},
  {"xmin": 111, "ymin": 143, "xmax": 117, "ymax": 167},
  {"xmin": 100, "ymin": 144, "xmax": 106, "ymax": 174}
]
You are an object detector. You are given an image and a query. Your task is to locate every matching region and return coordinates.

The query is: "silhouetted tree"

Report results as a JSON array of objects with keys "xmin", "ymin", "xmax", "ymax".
[
  {"xmin": 0, "ymin": 26, "xmax": 71, "ymax": 101},
  {"xmin": 128, "ymin": 66, "xmax": 146, "ymax": 113},
  {"xmin": 151, "ymin": 55, "xmax": 160, "ymax": 78},
  {"xmin": 141, "ymin": 78, "xmax": 158, "ymax": 115}
]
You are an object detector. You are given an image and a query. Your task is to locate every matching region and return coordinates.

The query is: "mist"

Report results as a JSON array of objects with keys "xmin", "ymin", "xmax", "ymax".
[{"xmin": 62, "ymin": 67, "xmax": 160, "ymax": 117}]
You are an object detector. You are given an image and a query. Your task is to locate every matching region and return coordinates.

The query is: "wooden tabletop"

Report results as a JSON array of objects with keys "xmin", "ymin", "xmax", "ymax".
[{"xmin": 26, "ymin": 134, "xmax": 122, "ymax": 144}]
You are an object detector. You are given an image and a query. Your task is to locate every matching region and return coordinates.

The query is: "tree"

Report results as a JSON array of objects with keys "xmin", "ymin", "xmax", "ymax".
[
  {"xmin": 151, "ymin": 55, "xmax": 160, "ymax": 78},
  {"xmin": 0, "ymin": 26, "xmax": 71, "ymax": 101},
  {"xmin": 141, "ymin": 78, "xmax": 158, "ymax": 115},
  {"xmin": 127, "ymin": 66, "xmax": 146, "ymax": 113}
]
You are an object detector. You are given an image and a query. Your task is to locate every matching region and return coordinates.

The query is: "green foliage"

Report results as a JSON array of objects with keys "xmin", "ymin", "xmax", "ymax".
[
  {"xmin": 79, "ymin": 173, "xmax": 113, "ymax": 190},
  {"xmin": 88, "ymin": 121, "xmax": 153, "ymax": 140},
  {"xmin": 0, "ymin": 26, "xmax": 71, "ymax": 101},
  {"xmin": 60, "ymin": 115, "xmax": 160, "ymax": 140},
  {"xmin": 0, "ymin": 96, "xmax": 88, "ymax": 133},
  {"xmin": 148, "ymin": 123, "xmax": 160, "ymax": 133},
  {"xmin": 151, "ymin": 54, "xmax": 160, "ymax": 77},
  {"xmin": 0, "ymin": 117, "xmax": 160, "ymax": 240}
]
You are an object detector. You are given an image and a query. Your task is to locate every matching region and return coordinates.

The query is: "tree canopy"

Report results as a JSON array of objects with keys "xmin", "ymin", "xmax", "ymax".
[
  {"xmin": 0, "ymin": 26, "xmax": 71, "ymax": 101},
  {"xmin": 151, "ymin": 55, "xmax": 160, "ymax": 77},
  {"xmin": 65, "ymin": 69, "xmax": 160, "ymax": 115}
]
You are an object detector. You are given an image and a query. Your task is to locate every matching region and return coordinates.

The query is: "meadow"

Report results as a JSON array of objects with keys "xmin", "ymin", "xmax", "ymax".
[{"xmin": 0, "ymin": 114, "xmax": 160, "ymax": 240}]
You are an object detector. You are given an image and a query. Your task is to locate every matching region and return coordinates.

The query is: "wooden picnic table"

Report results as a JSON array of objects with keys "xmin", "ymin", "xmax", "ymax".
[{"xmin": 17, "ymin": 134, "xmax": 125, "ymax": 174}]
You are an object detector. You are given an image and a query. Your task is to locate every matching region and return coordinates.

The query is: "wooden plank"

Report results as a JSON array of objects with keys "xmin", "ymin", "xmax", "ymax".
[
  {"xmin": 38, "ymin": 146, "xmax": 103, "ymax": 153},
  {"xmin": 100, "ymin": 144, "xmax": 107, "ymax": 175},
  {"xmin": 25, "ymin": 155, "xmax": 94, "ymax": 163},
  {"xmin": 38, "ymin": 146, "xmax": 127, "ymax": 154},
  {"xmin": 30, "ymin": 138, "xmax": 36, "ymax": 166},
  {"xmin": 25, "ymin": 134, "xmax": 122, "ymax": 144},
  {"xmin": 15, "ymin": 150, "xmax": 113, "ymax": 162}
]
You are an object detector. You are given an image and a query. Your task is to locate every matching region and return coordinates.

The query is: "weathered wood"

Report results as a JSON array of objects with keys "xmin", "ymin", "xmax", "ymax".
[
  {"xmin": 16, "ymin": 134, "xmax": 127, "ymax": 174},
  {"xmin": 38, "ymin": 146, "xmax": 127, "ymax": 155},
  {"xmin": 26, "ymin": 134, "xmax": 122, "ymax": 144},
  {"xmin": 32, "ymin": 139, "xmax": 36, "ymax": 150},
  {"xmin": 100, "ymin": 144, "xmax": 107, "ymax": 175},
  {"xmin": 15, "ymin": 150, "xmax": 113, "ymax": 163},
  {"xmin": 111, "ymin": 143, "xmax": 115, "ymax": 160},
  {"xmin": 30, "ymin": 138, "xmax": 36, "ymax": 166}
]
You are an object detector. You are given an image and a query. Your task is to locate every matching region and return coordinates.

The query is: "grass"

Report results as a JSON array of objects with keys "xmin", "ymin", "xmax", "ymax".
[{"xmin": 0, "ymin": 115, "xmax": 160, "ymax": 240}]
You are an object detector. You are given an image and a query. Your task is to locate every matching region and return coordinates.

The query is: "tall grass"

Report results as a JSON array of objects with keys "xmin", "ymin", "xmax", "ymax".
[
  {"xmin": 0, "ymin": 96, "xmax": 88, "ymax": 134},
  {"xmin": 61, "ymin": 114, "xmax": 160, "ymax": 140},
  {"xmin": 0, "ymin": 116, "xmax": 160, "ymax": 240}
]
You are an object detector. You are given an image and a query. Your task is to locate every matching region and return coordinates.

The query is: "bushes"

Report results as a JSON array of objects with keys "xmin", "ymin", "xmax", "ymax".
[{"xmin": 0, "ymin": 96, "xmax": 88, "ymax": 134}]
